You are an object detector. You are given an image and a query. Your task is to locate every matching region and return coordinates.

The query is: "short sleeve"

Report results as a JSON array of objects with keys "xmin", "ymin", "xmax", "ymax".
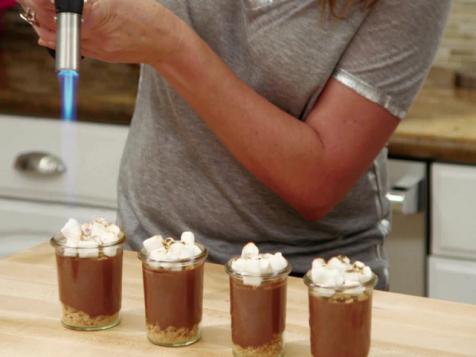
[{"xmin": 333, "ymin": 0, "xmax": 451, "ymax": 119}]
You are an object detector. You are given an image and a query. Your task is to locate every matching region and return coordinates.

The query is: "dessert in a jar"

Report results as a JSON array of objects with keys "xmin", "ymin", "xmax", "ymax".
[
  {"xmin": 50, "ymin": 218, "xmax": 125, "ymax": 331},
  {"xmin": 304, "ymin": 256, "xmax": 378, "ymax": 357},
  {"xmin": 138, "ymin": 231, "xmax": 207, "ymax": 347},
  {"xmin": 225, "ymin": 243, "xmax": 291, "ymax": 357}
]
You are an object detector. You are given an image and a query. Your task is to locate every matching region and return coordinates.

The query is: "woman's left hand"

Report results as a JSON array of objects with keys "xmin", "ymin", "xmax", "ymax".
[{"xmin": 33, "ymin": 0, "xmax": 185, "ymax": 65}]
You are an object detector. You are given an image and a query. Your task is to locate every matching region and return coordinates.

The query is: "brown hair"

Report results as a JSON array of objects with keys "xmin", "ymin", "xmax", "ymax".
[{"xmin": 319, "ymin": 0, "xmax": 377, "ymax": 18}]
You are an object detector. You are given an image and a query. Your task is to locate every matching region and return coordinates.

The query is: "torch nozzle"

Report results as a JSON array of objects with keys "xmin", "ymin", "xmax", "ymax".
[{"xmin": 55, "ymin": 0, "xmax": 84, "ymax": 72}]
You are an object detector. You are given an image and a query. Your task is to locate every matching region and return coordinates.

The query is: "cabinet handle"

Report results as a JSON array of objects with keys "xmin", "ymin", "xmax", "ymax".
[
  {"xmin": 386, "ymin": 174, "xmax": 425, "ymax": 215},
  {"xmin": 14, "ymin": 152, "xmax": 66, "ymax": 177}
]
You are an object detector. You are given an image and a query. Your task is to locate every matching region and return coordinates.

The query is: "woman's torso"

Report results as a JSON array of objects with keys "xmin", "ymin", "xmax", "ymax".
[{"xmin": 118, "ymin": 0, "xmax": 391, "ymax": 273}]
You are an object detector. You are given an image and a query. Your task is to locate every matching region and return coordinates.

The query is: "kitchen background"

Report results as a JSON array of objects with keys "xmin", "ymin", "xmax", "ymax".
[{"xmin": 1, "ymin": 2, "xmax": 475, "ymax": 304}]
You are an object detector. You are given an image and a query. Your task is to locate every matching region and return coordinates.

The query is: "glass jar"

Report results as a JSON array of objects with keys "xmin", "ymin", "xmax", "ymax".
[
  {"xmin": 304, "ymin": 272, "xmax": 378, "ymax": 357},
  {"xmin": 50, "ymin": 234, "xmax": 125, "ymax": 331},
  {"xmin": 138, "ymin": 244, "xmax": 208, "ymax": 347},
  {"xmin": 225, "ymin": 258, "xmax": 292, "ymax": 357}
]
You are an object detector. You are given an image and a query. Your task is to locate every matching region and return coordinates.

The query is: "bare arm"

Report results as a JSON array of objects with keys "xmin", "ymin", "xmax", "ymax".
[{"xmin": 154, "ymin": 21, "xmax": 399, "ymax": 221}]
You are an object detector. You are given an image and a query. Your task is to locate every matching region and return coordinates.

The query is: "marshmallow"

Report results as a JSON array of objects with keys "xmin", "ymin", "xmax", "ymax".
[
  {"xmin": 231, "ymin": 243, "xmax": 289, "ymax": 287},
  {"xmin": 241, "ymin": 242, "xmax": 259, "ymax": 258},
  {"xmin": 314, "ymin": 287, "xmax": 336, "ymax": 298},
  {"xmin": 103, "ymin": 246, "xmax": 118, "ymax": 257},
  {"xmin": 312, "ymin": 258, "xmax": 326, "ymax": 270},
  {"xmin": 359, "ymin": 266, "xmax": 373, "ymax": 283},
  {"xmin": 143, "ymin": 235, "xmax": 164, "ymax": 252},
  {"xmin": 58, "ymin": 218, "xmax": 124, "ymax": 258},
  {"xmin": 144, "ymin": 231, "xmax": 203, "ymax": 269},
  {"xmin": 63, "ymin": 248, "xmax": 78, "ymax": 257},
  {"xmin": 77, "ymin": 240, "xmax": 99, "ymax": 258},
  {"xmin": 243, "ymin": 276, "xmax": 262, "ymax": 287},
  {"xmin": 269, "ymin": 252, "xmax": 288, "ymax": 272},
  {"xmin": 106, "ymin": 224, "xmax": 121, "ymax": 236},
  {"xmin": 61, "ymin": 218, "xmax": 81, "ymax": 242},
  {"xmin": 245, "ymin": 258, "xmax": 261, "ymax": 276},
  {"xmin": 309, "ymin": 255, "xmax": 374, "ymax": 296},
  {"xmin": 343, "ymin": 286, "xmax": 366, "ymax": 296},
  {"xmin": 78, "ymin": 248, "xmax": 99, "ymax": 258},
  {"xmin": 259, "ymin": 259, "xmax": 272, "ymax": 274},
  {"xmin": 328, "ymin": 257, "xmax": 347, "ymax": 272},
  {"xmin": 77, "ymin": 240, "xmax": 99, "ymax": 248},
  {"xmin": 91, "ymin": 222, "xmax": 108, "ymax": 240},
  {"xmin": 231, "ymin": 258, "xmax": 247, "ymax": 273},
  {"xmin": 180, "ymin": 231, "xmax": 195, "ymax": 245}
]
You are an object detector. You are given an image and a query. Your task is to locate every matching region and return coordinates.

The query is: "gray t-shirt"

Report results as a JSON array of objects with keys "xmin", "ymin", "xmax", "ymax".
[{"xmin": 118, "ymin": 0, "xmax": 450, "ymax": 273}]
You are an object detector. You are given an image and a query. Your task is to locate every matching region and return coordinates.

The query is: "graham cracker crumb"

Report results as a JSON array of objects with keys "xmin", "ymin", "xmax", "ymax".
[
  {"xmin": 233, "ymin": 335, "xmax": 283, "ymax": 357},
  {"xmin": 62, "ymin": 304, "xmax": 119, "ymax": 329},
  {"xmin": 147, "ymin": 323, "xmax": 199, "ymax": 346}
]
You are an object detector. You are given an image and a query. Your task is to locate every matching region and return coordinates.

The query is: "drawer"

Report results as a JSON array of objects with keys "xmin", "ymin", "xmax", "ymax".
[
  {"xmin": 428, "ymin": 255, "xmax": 476, "ymax": 304},
  {"xmin": 431, "ymin": 163, "xmax": 476, "ymax": 259},
  {"xmin": 0, "ymin": 115, "xmax": 128, "ymax": 208}
]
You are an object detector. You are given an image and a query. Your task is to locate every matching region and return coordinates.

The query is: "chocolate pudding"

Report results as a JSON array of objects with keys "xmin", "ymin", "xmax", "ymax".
[
  {"xmin": 304, "ymin": 256, "xmax": 377, "ymax": 357},
  {"xmin": 230, "ymin": 277, "xmax": 287, "ymax": 356},
  {"xmin": 142, "ymin": 263, "xmax": 204, "ymax": 344},
  {"xmin": 56, "ymin": 251, "xmax": 123, "ymax": 322},
  {"xmin": 226, "ymin": 243, "xmax": 291, "ymax": 357},
  {"xmin": 139, "ymin": 233, "xmax": 207, "ymax": 347},
  {"xmin": 308, "ymin": 292, "xmax": 372, "ymax": 357},
  {"xmin": 51, "ymin": 218, "xmax": 125, "ymax": 330}
]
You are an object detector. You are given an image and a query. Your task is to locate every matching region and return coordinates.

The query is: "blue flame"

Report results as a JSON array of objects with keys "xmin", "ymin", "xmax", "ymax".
[{"xmin": 58, "ymin": 70, "xmax": 79, "ymax": 121}]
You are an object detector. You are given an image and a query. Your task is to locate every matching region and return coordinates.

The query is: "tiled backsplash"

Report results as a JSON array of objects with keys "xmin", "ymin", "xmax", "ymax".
[{"xmin": 434, "ymin": 0, "xmax": 476, "ymax": 72}]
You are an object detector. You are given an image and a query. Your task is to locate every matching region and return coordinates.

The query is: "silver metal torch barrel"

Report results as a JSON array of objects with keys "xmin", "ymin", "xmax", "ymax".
[{"xmin": 56, "ymin": 12, "xmax": 81, "ymax": 72}]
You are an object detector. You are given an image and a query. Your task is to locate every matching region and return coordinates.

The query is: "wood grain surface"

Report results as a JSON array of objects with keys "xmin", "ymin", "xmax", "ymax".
[{"xmin": 0, "ymin": 243, "xmax": 475, "ymax": 356}]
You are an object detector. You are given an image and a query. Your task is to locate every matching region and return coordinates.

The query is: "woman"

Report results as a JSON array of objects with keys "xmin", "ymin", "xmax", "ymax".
[{"xmin": 20, "ymin": 0, "xmax": 450, "ymax": 289}]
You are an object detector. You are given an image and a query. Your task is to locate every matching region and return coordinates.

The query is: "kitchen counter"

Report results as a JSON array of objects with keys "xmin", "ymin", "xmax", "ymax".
[
  {"xmin": 2, "ymin": 9, "xmax": 476, "ymax": 164},
  {"xmin": 0, "ymin": 243, "xmax": 475, "ymax": 356},
  {"xmin": 390, "ymin": 85, "xmax": 476, "ymax": 164}
]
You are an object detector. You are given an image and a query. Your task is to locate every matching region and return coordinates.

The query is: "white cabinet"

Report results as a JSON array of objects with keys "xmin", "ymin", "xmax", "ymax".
[
  {"xmin": 431, "ymin": 163, "xmax": 476, "ymax": 259},
  {"xmin": 428, "ymin": 256, "xmax": 476, "ymax": 304},
  {"xmin": 430, "ymin": 162, "xmax": 476, "ymax": 304},
  {"xmin": 0, "ymin": 115, "xmax": 128, "ymax": 257}
]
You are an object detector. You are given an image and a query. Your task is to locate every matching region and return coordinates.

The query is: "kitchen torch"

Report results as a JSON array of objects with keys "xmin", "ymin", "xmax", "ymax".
[{"xmin": 54, "ymin": 0, "xmax": 84, "ymax": 121}]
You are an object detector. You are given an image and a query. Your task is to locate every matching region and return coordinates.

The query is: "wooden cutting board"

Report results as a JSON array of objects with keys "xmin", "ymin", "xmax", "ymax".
[{"xmin": 0, "ymin": 243, "xmax": 475, "ymax": 356}]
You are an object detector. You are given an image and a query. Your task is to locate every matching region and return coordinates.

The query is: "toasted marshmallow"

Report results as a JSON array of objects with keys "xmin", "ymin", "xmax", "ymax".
[
  {"xmin": 231, "ymin": 243, "xmax": 289, "ymax": 287},
  {"xmin": 143, "ymin": 235, "xmax": 164, "ymax": 252},
  {"xmin": 59, "ymin": 218, "xmax": 123, "ymax": 258},
  {"xmin": 144, "ymin": 231, "xmax": 203, "ymax": 269},
  {"xmin": 310, "ymin": 255, "xmax": 374, "ymax": 297}
]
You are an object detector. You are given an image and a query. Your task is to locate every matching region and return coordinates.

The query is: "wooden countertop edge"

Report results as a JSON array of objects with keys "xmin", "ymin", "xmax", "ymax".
[{"xmin": 389, "ymin": 134, "xmax": 476, "ymax": 163}]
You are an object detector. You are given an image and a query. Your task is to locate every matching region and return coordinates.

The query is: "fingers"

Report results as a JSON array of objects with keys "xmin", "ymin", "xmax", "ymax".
[
  {"xmin": 81, "ymin": 0, "xmax": 110, "ymax": 40},
  {"xmin": 34, "ymin": 24, "xmax": 56, "ymax": 44},
  {"xmin": 38, "ymin": 38, "xmax": 55, "ymax": 49},
  {"xmin": 36, "ymin": 8, "xmax": 57, "ymax": 31}
]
